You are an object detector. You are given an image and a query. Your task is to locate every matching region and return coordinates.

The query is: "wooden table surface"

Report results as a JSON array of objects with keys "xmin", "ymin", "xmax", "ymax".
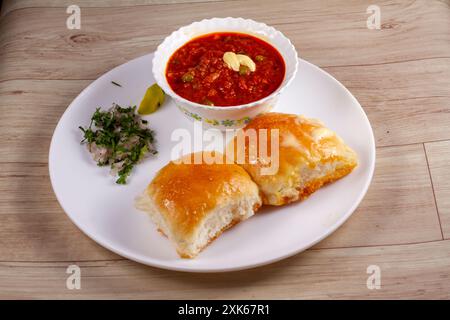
[{"xmin": 1, "ymin": 0, "xmax": 449, "ymax": 299}]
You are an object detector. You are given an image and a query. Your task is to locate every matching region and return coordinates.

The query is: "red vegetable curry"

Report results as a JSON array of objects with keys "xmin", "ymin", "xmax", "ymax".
[{"xmin": 166, "ymin": 32, "xmax": 286, "ymax": 107}]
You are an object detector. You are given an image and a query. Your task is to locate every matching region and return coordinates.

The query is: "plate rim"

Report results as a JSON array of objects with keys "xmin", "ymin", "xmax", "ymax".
[{"xmin": 48, "ymin": 53, "xmax": 376, "ymax": 273}]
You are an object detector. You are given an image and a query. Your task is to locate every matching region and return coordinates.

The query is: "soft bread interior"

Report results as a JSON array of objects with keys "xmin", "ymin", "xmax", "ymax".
[
  {"xmin": 263, "ymin": 159, "xmax": 356, "ymax": 205},
  {"xmin": 135, "ymin": 193, "xmax": 172, "ymax": 239},
  {"xmin": 135, "ymin": 193, "xmax": 260, "ymax": 258}
]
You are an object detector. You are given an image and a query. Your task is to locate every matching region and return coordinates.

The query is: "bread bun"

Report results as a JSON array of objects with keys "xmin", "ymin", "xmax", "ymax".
[
  {"xmin": 228, "ymin": 113, "xmax": 358, "ymax": 205},
  {"xmin": 135, "ymin": 151, "xmax": 261, "ymax": 258}
]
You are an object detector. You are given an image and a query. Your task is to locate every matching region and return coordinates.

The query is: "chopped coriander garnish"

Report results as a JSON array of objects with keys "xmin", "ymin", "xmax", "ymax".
[
  {"xmin": 111, "ymin": 81, "xmax": 122, "ymax": 87},
  {"xmin": 79, "ymin": 103, "xmax": 157, "ymax": 184}
]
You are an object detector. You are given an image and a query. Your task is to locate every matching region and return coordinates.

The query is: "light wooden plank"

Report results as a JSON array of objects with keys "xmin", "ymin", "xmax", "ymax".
[
  {"xmin": 1, "ymin": 240, "xmax": 449, "ymax": 299},
  {"xmin": 0, "ymin": 81, "xmax": 112, "ymax": 260},
  {"xmin": 0, "ymin": 164, "xmax": 119, "ymax": 261},
  {"xmin": 425, "ymin": 140, "xmax": 450, "ymax": 239},
  {"xmin": 315, "ymin": 144, "xmax": 442, "ymax": 248},
  {"xmin": 0, "ymin": 80, "xmax": 444, "ymax": 259},
  {"xmin": 0, "ymin": 210, "xmax": 120, "ymax": 262},
  {"xmin": 0, "ymin": 0, "xmax": 449, "ymax": 299},
  {"xmin": 0, "ymin": 73, "xmax": 448, "ymax": 165},
  {"xmin": 1, "ymin": 0, "xmax": 229, "ymax": 18},
  {"xmin": 0, "ymin": 0, "xmax": 449, "ymax": 81},
  {"xmin": 0, "ymin": 80, "xmax": 91, "ymax": 163},
  {"xmin": 0, "ymin": 142, "xmax": 442, "ymax": 260},
  {"xmin": 1, "ymin": 2, "xmax": 449, "ymax": 146},
  {"xmin": 323, "ymin": 59, "xmax": 450, "ymax": 146}
]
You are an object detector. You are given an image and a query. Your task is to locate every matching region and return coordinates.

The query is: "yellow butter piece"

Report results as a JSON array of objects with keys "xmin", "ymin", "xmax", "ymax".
[
  {"xmin": 223, "ymin": 52, "xmax": 256, "ymax": 73},
  {"xmin": 223, "ymin": 52, "xmax": 240, "ymax": 71},
  {"xmin": 236, "ymin": 54, "xmax": 256, "ymax": 72}
]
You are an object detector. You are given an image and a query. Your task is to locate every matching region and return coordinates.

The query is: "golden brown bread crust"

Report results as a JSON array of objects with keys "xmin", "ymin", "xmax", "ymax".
[
  {"xmin": 229, "ymin": 112, "xmax": 358, "ymax": 205},
  {"xmin": 147, "ymin": 151, "xmax": 261, "ymax": 238}
]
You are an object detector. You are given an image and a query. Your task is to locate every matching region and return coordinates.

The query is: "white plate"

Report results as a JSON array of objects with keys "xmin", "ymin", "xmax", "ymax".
[{"xmin": 49, "ymin": 53, "xmax": 375, "ymax": 272}]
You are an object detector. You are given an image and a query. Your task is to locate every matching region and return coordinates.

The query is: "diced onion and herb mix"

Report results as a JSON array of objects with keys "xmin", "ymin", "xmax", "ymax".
[{"xmin": 79, "ymin": 104, "xmax": 157, "ymax": 184}]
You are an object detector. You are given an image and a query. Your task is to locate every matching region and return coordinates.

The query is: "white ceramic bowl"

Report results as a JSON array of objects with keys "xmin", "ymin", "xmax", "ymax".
[{"xmin": 152, "ymin": 17, "xmax": 298, "ymax": 130}]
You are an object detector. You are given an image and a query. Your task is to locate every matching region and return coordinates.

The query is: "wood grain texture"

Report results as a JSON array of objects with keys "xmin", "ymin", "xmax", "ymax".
[
  {"xmin": 0, "ymin": 161, "xmax": 119, "ymax": 262},
  {"xmin": 323, "ymin": 59, "xmax": 450, "ymax": 147},
  {"xmin": 0, "ymin": 79, "xmax": 442, "ymax": 258},
  {"xmin": 0, "ymin": 0, "xmax": 449, "ymax": 147},
  {"xmin": 1, "ymin": 0, "xmax": 228, "ymax": 18},
  {"xmin": 0, "ymin": 0, "xmax": 449, "ymax": 299},
  {"xmin": 0, "ymin": 80, "xmax": 91, "ymax": 163},
  {"xmin": 1, "ymin": 0, "xmax": 449, "ymax": 81},
  {"xmin": 1, "ymin": 240, "xmax": 450, "ymax": 299},
  {"xmin": 315, "ymin": 144, "xmax": 442, "ymax": 248},
  {"xmin": 425, "ymin": 141, "xmax": 450, "ymax": 239}
]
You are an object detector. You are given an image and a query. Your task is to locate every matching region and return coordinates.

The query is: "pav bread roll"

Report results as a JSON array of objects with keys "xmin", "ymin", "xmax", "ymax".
[
  {"xmin": 135, "ymin": 151, "xmax": 261, "ymax": 258},
  {"xmin": 228, "ymin": 113, "xmax": 358, "ymax": 206}
]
